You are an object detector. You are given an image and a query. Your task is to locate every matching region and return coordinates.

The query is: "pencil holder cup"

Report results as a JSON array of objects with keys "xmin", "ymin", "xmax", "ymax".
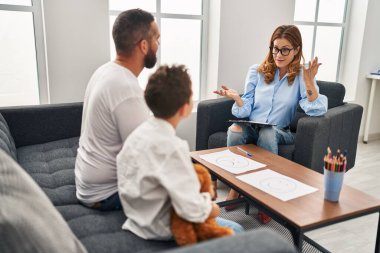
[{"xmin": 324, "ymin": 168, "xmax": 345, "ymax": 202}]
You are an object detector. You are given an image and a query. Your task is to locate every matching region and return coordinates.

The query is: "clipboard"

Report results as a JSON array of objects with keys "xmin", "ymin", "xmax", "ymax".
[{"xmin": 228, "ymin": 119, "xmax": 276, "ymax": 127}]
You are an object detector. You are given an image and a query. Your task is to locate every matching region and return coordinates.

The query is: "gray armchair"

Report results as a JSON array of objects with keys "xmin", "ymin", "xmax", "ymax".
[{"xmin": 196, "ymin": 81, "xmax": 363, "ymax": 174}]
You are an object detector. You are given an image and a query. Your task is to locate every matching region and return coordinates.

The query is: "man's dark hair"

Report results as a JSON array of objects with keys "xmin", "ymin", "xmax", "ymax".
[
  {"xmin": 112, "ymin": 9, "xmax": 154, "ymax": 56},
  {"xmin": 145, "ymin": 65, "xmax": 192, "ymax": 119}
]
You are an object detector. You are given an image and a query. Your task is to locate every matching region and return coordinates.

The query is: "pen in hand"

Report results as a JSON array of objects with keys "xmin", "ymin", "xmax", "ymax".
[{"xmin": 236, "ymin": 147, "xmax": 253, "ymax": 157}]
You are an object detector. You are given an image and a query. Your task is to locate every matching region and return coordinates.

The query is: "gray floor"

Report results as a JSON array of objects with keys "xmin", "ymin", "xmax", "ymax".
[{"xmin": 216, "ymin": 139, "xmax": 380, "ymax": 252}]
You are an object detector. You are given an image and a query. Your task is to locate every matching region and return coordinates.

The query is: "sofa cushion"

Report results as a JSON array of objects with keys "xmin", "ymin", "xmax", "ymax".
[
  {"xmin": 0, "ymin": 113, "xmax": 17, "ymax": 160},
  {"xmin": 17, "ymin": 137, "xmax": 79, "ymax": 205},
  {"xmin": 161, "ymin": 228, "xmax": 296, "ymax": 253},
  {"xmin": 16, "ymin": 137, "xmax": 178, "ymax": 253},
  {"xmin": 0, "ymin": 149, "xmax": 87, "ymax": 253},
  {"xmin": 56, "ymin": 205, "xmax": 177, "ymax": 253}
]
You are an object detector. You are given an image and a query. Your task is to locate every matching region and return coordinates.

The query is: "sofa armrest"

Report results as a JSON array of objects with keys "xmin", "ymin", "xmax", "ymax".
[
  {"xmin": 0, "ymin": 103, "xmax": 83, "ymax": 148},
  {"xmin": 196, "ymin": 97, "xmax": 236, "ymax": 151},
  {"xmin": 160, "ymin": 228, "xmax": 296, "ymax": 253},
  {"xmin": 294, "ymin": 103, "xmax": 363, "ymax": 174}
]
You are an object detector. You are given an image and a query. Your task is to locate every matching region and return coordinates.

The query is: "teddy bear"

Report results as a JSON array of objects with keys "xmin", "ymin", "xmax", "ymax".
[{"xmin": 170, "ymin": 163, "xmax": 234, "ymax": 246}]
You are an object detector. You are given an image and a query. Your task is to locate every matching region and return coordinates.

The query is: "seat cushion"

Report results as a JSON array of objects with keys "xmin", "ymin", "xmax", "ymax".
[
  {"xmin": 278, "ymin": 144, "xmax": 295, "ymax": 160},
  {"xmin": 0, "ymin": 149, "xmax": 87, "ymax": 253},
  {"xmin": 208, "ymin": 132, "xmax": 228, "ymax": 149},
  {"xmin": 0, "ymin": 113, "xmax": 17, "ymax": 160},
  {"xmin": 17, "ymin": 137, "xmax": 79, "ymax": 205}
]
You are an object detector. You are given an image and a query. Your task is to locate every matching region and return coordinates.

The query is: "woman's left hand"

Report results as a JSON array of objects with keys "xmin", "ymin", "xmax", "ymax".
[{"xmin": 303, "ymin": 57, "xmax": 322, "ymax": 85}]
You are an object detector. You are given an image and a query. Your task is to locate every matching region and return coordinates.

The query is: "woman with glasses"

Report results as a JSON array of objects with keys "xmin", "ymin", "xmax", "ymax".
[{"xmin": 214, "ymin": 25, "xmax": 328, "ymax": 223}]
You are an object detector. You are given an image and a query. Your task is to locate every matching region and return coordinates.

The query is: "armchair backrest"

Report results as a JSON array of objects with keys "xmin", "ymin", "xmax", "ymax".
[
  {"xmin": 317, "ymin": 81, "xmax": 345, "ymax": 109},
  {"xmin": 290, "ymin": 81, "xmax": 346, "ymax": 132}
]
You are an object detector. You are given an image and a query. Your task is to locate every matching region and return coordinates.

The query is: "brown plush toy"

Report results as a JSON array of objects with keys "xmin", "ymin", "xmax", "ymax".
[{"xmin": 170, "ymin": 163, "xmax": 234, "ymax": 246}]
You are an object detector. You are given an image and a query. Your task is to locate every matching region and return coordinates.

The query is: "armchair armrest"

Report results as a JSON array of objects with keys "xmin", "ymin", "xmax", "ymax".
[
  {"xmin": 294, "ymin": 103, "xmax": 363, "ymax": 174},
  {"xmin": 0, "ymin": 103, "xmax": 83, "ymax": 148},
  {"xmin": 196, "ymin": 97, "xmax": 235, "ymax": 151}
]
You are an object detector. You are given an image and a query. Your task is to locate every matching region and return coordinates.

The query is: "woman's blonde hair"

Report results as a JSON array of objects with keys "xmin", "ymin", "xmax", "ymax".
[{"xmin": 257, "ymin": 25, "xmax": 304, "ymax": 85}]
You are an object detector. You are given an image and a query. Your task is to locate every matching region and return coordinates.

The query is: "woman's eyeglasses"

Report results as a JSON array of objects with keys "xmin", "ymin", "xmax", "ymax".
[{"xmin": 270, "ymin": 46, "xmax": 294, "ymax": 56}]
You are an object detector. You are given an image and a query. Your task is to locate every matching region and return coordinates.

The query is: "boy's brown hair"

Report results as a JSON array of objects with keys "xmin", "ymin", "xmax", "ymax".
[{"xmin": 145, "ymin": 65, "xmax": 192, "ymax": 118}]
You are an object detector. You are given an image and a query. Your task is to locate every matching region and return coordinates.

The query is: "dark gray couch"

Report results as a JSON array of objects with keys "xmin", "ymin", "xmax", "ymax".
[
  {"xmin": 0, "ymin": 103, "xmax": 296, "ymax": 253},
  {"xmin": 196, "ymin": 81, "xmax": 363, "ymax": 174}
]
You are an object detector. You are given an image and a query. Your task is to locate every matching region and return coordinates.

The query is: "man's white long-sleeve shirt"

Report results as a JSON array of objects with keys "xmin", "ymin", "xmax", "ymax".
[{"xmin": 117, "ymin": 118, "xmax": 212, "ymax": 240}]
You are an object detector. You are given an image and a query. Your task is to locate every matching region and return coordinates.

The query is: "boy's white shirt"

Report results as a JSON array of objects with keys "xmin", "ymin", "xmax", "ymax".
[{"xmin": 117, "ymin": 117, "xmax": 212, "ymax": 240}]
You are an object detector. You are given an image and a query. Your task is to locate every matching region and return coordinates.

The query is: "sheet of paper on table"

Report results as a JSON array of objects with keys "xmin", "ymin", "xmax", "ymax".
[
  {"xmin": 199, "ymin": 149, "xmax": 266, "ymax": 174},
  {"xmin": 236, "ymin": 169, "xmax": 318, "ymax": 201}
]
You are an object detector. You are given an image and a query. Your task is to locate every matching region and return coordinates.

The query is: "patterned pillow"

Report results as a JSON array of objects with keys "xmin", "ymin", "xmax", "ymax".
[{"xmin": 0, "ymin": 113, "xmax": 17, "ymax": 160}]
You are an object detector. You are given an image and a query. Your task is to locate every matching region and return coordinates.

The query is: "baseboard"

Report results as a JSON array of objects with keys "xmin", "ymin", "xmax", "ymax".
[{"xmin": 358, "ymin": 133, "xmax": 380, "ymax": 143}]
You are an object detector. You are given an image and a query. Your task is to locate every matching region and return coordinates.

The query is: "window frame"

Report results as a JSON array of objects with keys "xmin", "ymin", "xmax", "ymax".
[
  {"xmin": 0, "ymin": 0, "xmax": 49, "ymax": 104},
  {"xmin": 294, "ymin": 0, "xmax": 349, "ymax": 82},
  {"xmin": 109, "ymin": 0, "xmax": 209, "ymax": 102}
]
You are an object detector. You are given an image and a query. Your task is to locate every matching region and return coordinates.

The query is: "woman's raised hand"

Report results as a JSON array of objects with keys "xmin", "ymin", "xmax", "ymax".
[
  {"xmin": 213, "ymin": 85, "xmax": 240, "ymax": 100},
  {"xmin": 303, "ymin": 57, "xmax": 322, "ymax": 85},
  {"xmin": 302, "ymin": 57, "xmax": 321, "ymax": 101}
]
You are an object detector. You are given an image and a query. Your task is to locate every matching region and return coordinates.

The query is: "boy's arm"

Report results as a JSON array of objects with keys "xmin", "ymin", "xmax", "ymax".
[
  {"xmin": 159, "ymin": 146, "xmax": 213, "ymax": 223},
  {"xmin": 209, "ymin": 202, "xmax": 220, "ymax": 219}
]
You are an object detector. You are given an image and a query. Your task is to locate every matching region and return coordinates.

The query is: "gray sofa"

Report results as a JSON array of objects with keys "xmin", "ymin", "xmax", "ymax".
[
  {"xmin": 196, "ymin": 81, "xmax": 363, "ymax": 174},
  {"xmin": 0, "ymin": 103, "xmax": 296, "ymax": 253}
]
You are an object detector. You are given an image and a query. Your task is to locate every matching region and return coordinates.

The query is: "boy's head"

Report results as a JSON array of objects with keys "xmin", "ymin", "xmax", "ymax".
[{"xmin": 145, "ymin": 65, "xmax": 193, "ymax": 119}]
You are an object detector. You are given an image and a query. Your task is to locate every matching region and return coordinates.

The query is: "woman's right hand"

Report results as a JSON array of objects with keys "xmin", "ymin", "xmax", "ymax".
[
  {"xmin": 213, "ymin": 85, "xmax": 240, "ymax": 100},
  {"xmin": 214, "ymin": 85, "xmax": 243, "ymax": 107}
]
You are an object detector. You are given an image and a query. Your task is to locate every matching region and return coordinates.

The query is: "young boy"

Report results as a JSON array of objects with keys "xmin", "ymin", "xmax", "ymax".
[{"xmin": 117, "ymin": 65, "xmax": 243, "ymax": 240}]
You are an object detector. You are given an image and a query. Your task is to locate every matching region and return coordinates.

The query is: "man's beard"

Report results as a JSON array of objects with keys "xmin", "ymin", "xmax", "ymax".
[{"xmin": 144, "ymin": 47, "xmax": 157, "ymax": 69}]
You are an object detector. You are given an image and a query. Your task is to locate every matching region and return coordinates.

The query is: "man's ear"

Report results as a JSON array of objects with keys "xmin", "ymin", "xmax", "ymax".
[{"xmin": 138, "ymin": 39, "xmax": 149, "ymax": 55}]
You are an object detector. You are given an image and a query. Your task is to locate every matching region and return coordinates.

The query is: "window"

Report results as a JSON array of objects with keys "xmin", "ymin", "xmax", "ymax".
[
  {"xmin": 0, "ymin": 0, "xmax": 47, "ymax": 106},
  {"xmin": 109, "ymin": 0, "xmax": 209, "ymax": 101},
  {"xmin": 294, "ymin": 0, "xmax": 348, "ymax": 82}
]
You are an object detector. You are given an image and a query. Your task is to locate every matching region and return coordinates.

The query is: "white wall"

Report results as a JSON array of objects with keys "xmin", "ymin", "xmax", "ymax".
[
  {"xmin": 177, "ymin": 112, "xmax": 197, "ymax": 151},
  {"xmin": 205, "ymin": 0, "xmax": 221, "ymax": 99},
  {"xmin": 353, "ymin": 0, "xmax": 380, "ymax": 139},
  {"xmin": 340, "ymin": 0, "xmax": 380, "ymax": 140},
  {"xmin": 340, "ymin": 0, "xmax": 367, "ymax": 102},
  {"xmin": 43, "ymin": 0, "xmax": 110, "ymax": 104},
  {"xmin": 217, "ymin": 0, "xmax": 295, "ymax": 93}
]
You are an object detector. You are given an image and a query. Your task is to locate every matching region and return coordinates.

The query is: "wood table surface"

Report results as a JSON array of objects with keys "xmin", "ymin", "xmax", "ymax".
[{"xmin": 191, "ymin": 144, "xmax": 380, "ymax": 231}]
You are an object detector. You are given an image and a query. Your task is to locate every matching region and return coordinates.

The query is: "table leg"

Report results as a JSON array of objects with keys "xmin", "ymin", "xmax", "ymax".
[
  {"xmin": 376, "ymin": 211, "xmax": 380, "ymax": 253},
  {"xmin": 289, "ymin": 226, "xmax": 304, "ymax": 251},
  {"xmin": 364, "ymin": 79, "xmax": 377, "ymax": 144}
]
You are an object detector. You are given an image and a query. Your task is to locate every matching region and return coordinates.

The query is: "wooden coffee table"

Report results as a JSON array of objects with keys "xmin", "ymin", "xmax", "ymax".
[{"xmin": 191, "ymin": 144, "xmax": 380, "ymax": 252}]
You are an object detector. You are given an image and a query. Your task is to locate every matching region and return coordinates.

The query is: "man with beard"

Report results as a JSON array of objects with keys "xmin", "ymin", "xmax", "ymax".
[{"xmin": 75, "ymin": 9, "xmax": 160, "ymax": 211}]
